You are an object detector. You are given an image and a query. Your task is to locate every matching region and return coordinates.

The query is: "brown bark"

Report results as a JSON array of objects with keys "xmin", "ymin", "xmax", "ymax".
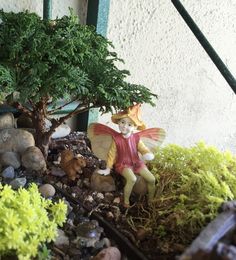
[{"xmin": 30, "ymin": 100, "xmax": 51, "ymax": 159}]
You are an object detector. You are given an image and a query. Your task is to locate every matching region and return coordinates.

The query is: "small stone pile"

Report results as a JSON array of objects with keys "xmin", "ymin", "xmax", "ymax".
[{"xmin": 0, "ymin": 112, "xmax": 47, "ymax": 173}]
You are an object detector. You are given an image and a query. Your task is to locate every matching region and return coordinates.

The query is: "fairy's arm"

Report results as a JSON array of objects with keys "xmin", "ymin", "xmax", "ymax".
[
  {"xmin": 138, "ymin": 140, "xmax": 154, "ymax": 160},
  {"xmin": 106, "ymin": 140, "xmax": 117, "ymax": 168}
]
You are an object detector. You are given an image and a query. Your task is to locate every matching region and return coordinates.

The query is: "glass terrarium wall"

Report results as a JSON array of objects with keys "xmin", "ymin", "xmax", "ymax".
[{"xmin": 100, "ymin": 0, "xmax": 236, "ymax": 153}]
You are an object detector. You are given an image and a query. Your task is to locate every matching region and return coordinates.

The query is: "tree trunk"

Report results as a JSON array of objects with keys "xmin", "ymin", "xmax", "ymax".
[
  {"xmin": 34, "ymin": 131, "xmax": 51, "ymax": 160},
  {"xmin": 31, "ymin": 103, "xmax": 52, "ymax": 159}
]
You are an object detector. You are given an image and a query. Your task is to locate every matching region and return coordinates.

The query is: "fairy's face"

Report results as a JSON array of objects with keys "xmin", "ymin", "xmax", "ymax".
[{"xmin": 118, "ymin": 117, "xmax": 136, "ymax": 137}]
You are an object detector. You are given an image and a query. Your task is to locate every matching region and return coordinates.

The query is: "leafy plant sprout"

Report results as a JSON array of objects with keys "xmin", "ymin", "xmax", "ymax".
[{"xmin": 0, "ymin": 183, "xmax": 67, "ymax": 259}]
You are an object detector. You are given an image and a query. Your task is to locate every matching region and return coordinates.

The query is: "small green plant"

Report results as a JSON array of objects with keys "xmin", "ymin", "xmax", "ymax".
[
  {"xmin": 37, "ymin": 244, "xmax": 51, "ymax": 260},
  {"xmin": 0, "ymin": 183, "xmax": 67, "ymax": 260},
  {"xmin": 127, "ymin": 141, "xmax": 236, "ymax": 252}
]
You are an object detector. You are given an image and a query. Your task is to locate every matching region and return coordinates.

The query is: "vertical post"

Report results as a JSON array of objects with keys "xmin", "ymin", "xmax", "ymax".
[
  {"xmin": 171, "ymin": 0, "xmax": 236, "ymax": 94},
  {"xmin": 86, "ymin": 0, "xmax": 110, "ymax": 36},
  {"xmin": 43, "ymin": 0, "xmax": 52, "ymax": 20}
]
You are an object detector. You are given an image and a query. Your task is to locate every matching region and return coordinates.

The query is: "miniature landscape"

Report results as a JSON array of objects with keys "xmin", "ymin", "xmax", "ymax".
[
  {"xmin": 1, "ymin": 112, "xmax": 236, "ymax": 260},
  {"xmin": 1, "ymin": 8, "xmax": 236, "ymax": 260}
]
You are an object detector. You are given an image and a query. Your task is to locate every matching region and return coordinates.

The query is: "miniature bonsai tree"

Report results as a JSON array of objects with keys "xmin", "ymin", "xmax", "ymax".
[{"xmin": 0, "ymin": 10, "xmax": 157, "ymax": 158}]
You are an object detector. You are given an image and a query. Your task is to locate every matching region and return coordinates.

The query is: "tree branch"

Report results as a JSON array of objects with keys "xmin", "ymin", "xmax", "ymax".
[
  {"xmin": 47, "ymin": 98, "xmax": 79, "ymax": 115},
  {"xmin": 12, "ymin": 102, "xmax": 33, "ymax": 117}
]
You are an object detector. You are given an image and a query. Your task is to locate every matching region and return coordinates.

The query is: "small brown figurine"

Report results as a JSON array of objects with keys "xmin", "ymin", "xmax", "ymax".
[{"xmin": 60, "ymin": 149, "xmax": 86, "ymax": 180}]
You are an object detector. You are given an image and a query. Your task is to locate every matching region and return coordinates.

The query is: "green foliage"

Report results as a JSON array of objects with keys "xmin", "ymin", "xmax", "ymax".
[
  {"xmin": 37, "ymin": 244, "xmax": 51, "ymax": 260},
  {"xmin": 0, "ymin": 183, "xmax": 67, "ymax": 260},
  {"xmin": 0, "ymin": 9, "xmax": 156, "ymax": 112},
  {"xmin": 127, "ymin": 141, "xmax": 236, "ymax": 252}
]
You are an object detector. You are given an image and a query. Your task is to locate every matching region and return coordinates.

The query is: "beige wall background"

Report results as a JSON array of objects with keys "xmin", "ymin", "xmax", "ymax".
[
  {"xmin": 99, "ymin": 0, "xmax": 236, "ymax": 153},
  {"xmin": 1, "ymin": 0, "xmax": 236, "ymax": 152}
]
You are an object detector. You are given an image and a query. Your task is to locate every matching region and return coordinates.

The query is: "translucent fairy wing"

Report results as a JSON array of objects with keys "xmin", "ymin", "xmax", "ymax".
[
  {"xmin": 87, "ymin": 123, "xmax": 117, "ymax": 161},
  {"xmin": 138, "ymin": 128, "xmax": 166, "ymax": 153}
]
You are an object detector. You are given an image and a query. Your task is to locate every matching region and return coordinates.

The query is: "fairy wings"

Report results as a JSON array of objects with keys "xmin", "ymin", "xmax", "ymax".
[{"xmin": 87, "ymin": 123, "xmax": 166, "ymax": 161}]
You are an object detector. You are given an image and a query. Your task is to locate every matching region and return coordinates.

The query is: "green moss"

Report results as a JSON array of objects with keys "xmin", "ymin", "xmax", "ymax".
[
  {"xmin": 0, "ymin": 183, "xmax": 67, "ymax": 259},
  {"xmin": 128, "ymin": 141, "xmax": 236, "ymax": 251}
]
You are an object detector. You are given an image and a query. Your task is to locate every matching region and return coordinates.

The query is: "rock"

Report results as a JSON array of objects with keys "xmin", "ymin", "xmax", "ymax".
[
  {"xmin": 113, "ymin": 197, "xmax": 121, "ymax": 204},
  {"xmin": 51, "ymin": 166, "xmax": 66, "ymax": 177},
  {"xmin": 102, "ymin": 237, "xmax": 112, "ymax": 248},
  {"xmin": 63, "ymin": 199, "xmax": 73, "ymax": 216},
  {"xmin": 104, "ymin": 193, "xmax": 115, "ymax": 203},
  {"xmin": 9, "ymin": 177, "xmax": 27, "ymax": 189},
  {"xmin": 132, "ymin": 176, "xmax": 148, "ymax": 195},
  {"xmin": 106, "ymin": 211, "xmax": 114, "ymax": 221},
  {"xmin": 221, "ymin": 201, "xmax": 236, "ymax": 211},
  {"xmin": 67, "ymin": 247, "xmax": 81, "ymax": 258},
  {"xmin": 45, "ymin": 119, "xmax": 71, "ymax": 139},
  {"xmin": 83, "ymin": 177, "xmax": 90, "ymax": 188},
  {"xmin": 74, "ymin": 219, "xmax": 103, "ymax": 248},
  {"xmin": 39, "ymin": 184, "xmax": 56, "ymax": 198},
  {"xmin": 96, "ymin": 192, "xmax": 104, "ymax": 200},
  {"xmin": 93, "ymin": 247, "xmax": 121, "ymax": 260},
  {"xmin": 136, "ymin": 227, "xmax": 151, "ymax": 241},
  {"xmin": 1, "ymin": 165, "xmax": 15, "ymax": 179},
  {"xmin": 84, "ymin": 195, "xmax": 94, "ymax": 203},
  {"xmin": 0, "ymin": 113, "xmax": 15, "ymax": 129},
  {"xmin": 52, "ymin": 123, "xmax": 71, "ymax": 139},
  {"xmin": 0, "ymin": 128, "xmax": 35, "ymax": 154},
  {"xmin": 0, "ymin": 151, "xmax": 21, "ymax": 169},
  {"xmin": 54, "ymin": 229, "xmax": 70, "ymax": 247},
  {"xmin": 90, "ymin": 171, "xmax": 116, "ymax": 192},
  {"xmin": 21, "ymin": 146, "xmax": 46, "ymax": 172}
]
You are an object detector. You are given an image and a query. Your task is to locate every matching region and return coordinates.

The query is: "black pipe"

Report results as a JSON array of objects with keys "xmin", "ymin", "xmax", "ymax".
[
  {"xmin": 171, "ymin": 0, "xmax": 236, "ymax": 95},
  {"xmin": 54, "ymin": 185, "xmax": 149, "ymax": 260}
]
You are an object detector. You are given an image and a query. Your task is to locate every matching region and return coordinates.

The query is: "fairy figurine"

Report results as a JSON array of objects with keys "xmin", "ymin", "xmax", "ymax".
[{"xmin": 88, "ymin": 104, "xmax": 166, "ymax": 208}]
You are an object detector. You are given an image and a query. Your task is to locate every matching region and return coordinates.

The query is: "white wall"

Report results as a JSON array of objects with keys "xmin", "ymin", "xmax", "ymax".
[
  {"xmin": 0, "ymin": 0, "xmax": 88, "ymax": 23},
  {"xmin": 99, "ymin": 0, "xmax": 236, "ymax": 153}
]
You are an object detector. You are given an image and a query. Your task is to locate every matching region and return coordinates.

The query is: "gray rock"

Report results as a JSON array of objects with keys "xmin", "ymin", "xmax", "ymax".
[
  {"xmin": 9, "ymin": 177, "xmax": 27, "ymax": 189},
  {"xmin": 90, "ymin": 170, "xmax": 116, "ymax": 192},
  {"xmin": 0, "ymin": 113, "xmax": 15, "ymax": 129},
  {"xmin": 2, "ymin": 165, "xmax": 15, "ymax": 179},
  {"xmin": 54, "ymin": 229, "xmax": 70, "ymax": 247},
  {"xmin": 0, "ymin": 151, "xmax": 21, "ymax": 169},
  {"xmin": 39, "ymin": 184, "xmax": 56, "ymax": 198},
  {"xmin": 0, "ymin": 128, "xmax": 35, "ymax": 154},
  {"xmin": 51, "ymin": 166, "xmax": 66, "ymax": 177},
  {"xmin": 21, "ymin": 146, "xmax": 46, "ymax": 172}
]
